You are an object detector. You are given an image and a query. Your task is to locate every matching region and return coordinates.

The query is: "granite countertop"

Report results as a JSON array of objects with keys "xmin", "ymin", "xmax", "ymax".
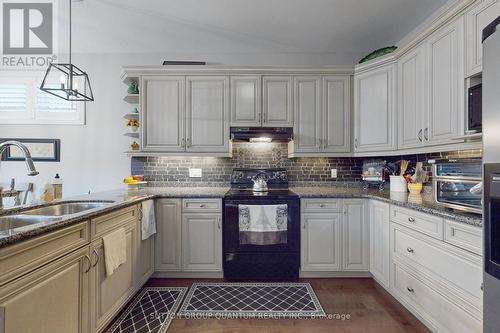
[
  {"xmin": 0, "ymin": 187, "xmax": 229, "ymax": 248},
  {"xmin": 0, "ymin": 185, "xmax": 482, "ymax": 248},
  {"xmin": 290, "ymin": 187, "xmax": 483, "ymax": 227}
]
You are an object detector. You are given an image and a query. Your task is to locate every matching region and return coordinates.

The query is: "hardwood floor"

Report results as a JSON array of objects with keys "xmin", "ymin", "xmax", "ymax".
[{"xmin": 136, "ymin": 278, "xmax": 431, "ymax": 333}]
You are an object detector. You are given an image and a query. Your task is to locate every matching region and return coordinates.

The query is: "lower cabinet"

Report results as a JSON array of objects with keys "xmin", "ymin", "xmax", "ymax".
[
  {"xmin": 369, "ymin": 200, "xmax": 391, "ymax": 288},
  {"xmin": 89, "ymin": 224, "xmax": 135, "ymax": 333},
  {"xmin": 0, "ymin": 246, "xmax": 90, "ymax": 333},
  {"xmin": 301, "ymin": 213, "xmax": 342, "ymax": 271},
  {"xmin": 155, "ymin": 198, "xmax": 222, "ymax": 275},
  {"xmin": 300, "ymin": 199, "xmax": 369, "ymax": 273}
]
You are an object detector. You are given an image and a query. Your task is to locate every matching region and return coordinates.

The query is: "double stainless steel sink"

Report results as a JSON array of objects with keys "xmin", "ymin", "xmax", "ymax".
[{"xmin": 0, "ymin": 201, "xmax": 114, "ymax": 232}]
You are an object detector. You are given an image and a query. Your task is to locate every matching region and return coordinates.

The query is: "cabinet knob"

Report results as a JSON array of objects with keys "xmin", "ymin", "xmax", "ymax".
[
  {"xmin": 199, "ymin": 204, "xmax": 206, "ymax": 208},
  {"xmin": 408, "ymin": 217, "xmax": 416, "ymax": 223},
  {"xmin": 407, "ymin": 247, "xmax": 415, "ymax": 253},
  {"xmin": 319, "ymin": 204, "xmax": 325, "ymax": 208},
  {"xmin": 407, "ymin": 287, "xmax": 415, "ymax": 293}
]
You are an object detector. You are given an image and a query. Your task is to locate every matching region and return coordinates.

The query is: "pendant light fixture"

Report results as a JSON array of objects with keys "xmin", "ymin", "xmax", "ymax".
[{"xmin": 40, "ymin": 0, "xmax": 94, "ymax": 101}]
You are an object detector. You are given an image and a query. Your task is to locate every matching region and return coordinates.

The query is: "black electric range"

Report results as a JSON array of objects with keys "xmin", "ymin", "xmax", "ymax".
[{"xmin": 223, "ymin": 168, "xmax": 300, "ymax": 281}]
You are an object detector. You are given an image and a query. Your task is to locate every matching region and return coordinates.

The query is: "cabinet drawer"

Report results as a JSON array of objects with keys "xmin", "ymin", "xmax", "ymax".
[
  {"xmin": 91, "ymin": 205, "xmax": 137, "ymax": 240},
  {"xmin": 392, "ymin": 262, "xmax": 482, "ymax": 333},
  {"xmin": 390, "ymin": 206, "xmax": 443, "ymax": 239},
  {"xmin": 301, "ymin": 199, "xmax": 341, "ymax": 212},
  {"xmin": 182, "ymin": 199, "xmax": 221, "ymax": 212},
  {"xmin": 393, "ymin": 226, "xmax": 482, "ymax": 302},
  {"xmin": 0, "ymin": 221, "xmax": 90, "ymax": 286},
  {"xmin": 444, "ymin": 220, "xmax": 482, "ymax": 255}
]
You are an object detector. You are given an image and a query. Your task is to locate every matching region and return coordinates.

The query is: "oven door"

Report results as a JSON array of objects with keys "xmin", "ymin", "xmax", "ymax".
[
  {"xmin": 223, "ymin": 197, "xmax": 299, "ymax": 253},
  {"xmin": 433, "ymin": 178, "xmax": 482, "ymax": 213}
]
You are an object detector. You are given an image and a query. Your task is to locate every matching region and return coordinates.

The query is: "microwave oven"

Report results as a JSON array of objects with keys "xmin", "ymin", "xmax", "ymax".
[{"xmin": 468, "ymin": 84, "xmax": 482, "ymax": 132}]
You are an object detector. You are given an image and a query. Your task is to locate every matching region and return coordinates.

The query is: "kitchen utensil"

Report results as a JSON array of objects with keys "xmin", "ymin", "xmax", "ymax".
[{"xmin": 400, "ymin": 160, "xmax": 409, "ymax": 176}]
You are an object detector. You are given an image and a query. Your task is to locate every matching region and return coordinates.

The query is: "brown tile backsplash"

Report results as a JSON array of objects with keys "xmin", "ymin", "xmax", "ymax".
[{"xmin": 131, "ymin": 143, "xmax": 482, "ymax": 187}]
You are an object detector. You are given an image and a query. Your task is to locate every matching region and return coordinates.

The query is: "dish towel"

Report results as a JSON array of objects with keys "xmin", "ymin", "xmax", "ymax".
[
  {"xmin": 141, "ymin": 200, "xmax": 156, "ymax": 240},
  {"xmin": 238, "ymin": 204, "xmax": 288, "ymax": 245},
  {"xmin": 102, "ymin": 227, "xmax": 127, "ymax": 277}
]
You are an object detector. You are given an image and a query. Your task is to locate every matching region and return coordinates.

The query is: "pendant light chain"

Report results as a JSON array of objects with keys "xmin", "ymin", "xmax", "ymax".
[{"xmin": 68, "ymin": 0, "xmax": 72, "ymax": 91}]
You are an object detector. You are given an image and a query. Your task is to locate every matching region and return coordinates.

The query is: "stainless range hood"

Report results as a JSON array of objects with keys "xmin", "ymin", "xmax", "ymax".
[{"xmin": 230, "ymin": 127, "xmax": 293, "ymax": 143}]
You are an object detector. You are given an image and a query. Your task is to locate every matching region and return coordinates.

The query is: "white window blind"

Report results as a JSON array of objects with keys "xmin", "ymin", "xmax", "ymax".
[
  {"xmin": 0, "ymin": 84, "xmax": 27, "ymax": 113},
  {"xmin": 0, "ymin": 75, "xmax": 84, "ymax": 124}
]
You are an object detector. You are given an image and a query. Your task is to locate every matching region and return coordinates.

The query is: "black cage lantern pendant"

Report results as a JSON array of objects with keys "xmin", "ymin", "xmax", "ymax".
[{"xmin": 40, "ymin": 0, "xmax": 94, "ymax": 102}]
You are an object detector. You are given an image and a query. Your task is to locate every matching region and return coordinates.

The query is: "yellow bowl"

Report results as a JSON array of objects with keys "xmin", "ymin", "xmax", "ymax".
[{"xmin": 407, "ymin": 183, "xmax": 423, "ymax": 194}]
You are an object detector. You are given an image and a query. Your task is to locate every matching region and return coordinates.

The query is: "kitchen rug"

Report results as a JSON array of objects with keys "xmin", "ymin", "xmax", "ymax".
[
  {"xmin": 178, "ymin": 282, "xmax": 325, "ymax": 319},
  {"xmin": 106, "ymin": 287, "xmax": 187, "ymax": 333}
]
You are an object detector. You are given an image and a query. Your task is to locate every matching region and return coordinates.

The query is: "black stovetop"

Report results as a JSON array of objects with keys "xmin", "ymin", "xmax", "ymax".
[
  {"xmin": 225, "ymin": 168, "xmax": 297, "ymax": 199},
  {"xmin": 224, "ymin": 188, "xmax": 298, "ymax": 199}
]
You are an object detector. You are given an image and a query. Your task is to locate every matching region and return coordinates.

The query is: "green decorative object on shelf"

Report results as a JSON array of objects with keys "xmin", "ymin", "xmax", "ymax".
[
  {"xmin": 359, "ymin": 46, "xmax": 398, "ymax": 64},
  {"xmin": 127, "ymin": 80, "xmax": 139, "ymax": 94}
]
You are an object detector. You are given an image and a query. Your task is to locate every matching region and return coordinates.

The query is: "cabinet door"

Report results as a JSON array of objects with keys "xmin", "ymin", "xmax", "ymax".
[
  {"xmin": 354, "ymin": 64, "xmax": 397, "ymax": 152},
  {"xmin": 230, "ymin": 75, "xmax": 262, "ymax": 126},
  {"xmin": 342, "ymin": 200, "xmax": 369, "ymax": 271},
  {"xmin": 301, "ymin": 213, "xmax": 342, "ymax": 271},
  {"xmin": 369, "ymin": 200, "xmax": 390, "ymax": 288},
  {"xmin": 135, "ymin": 217, "xmax": 154, "ymax": 289},
  {"xmin": 293, "ymin": 76, "xmax": 322, "ymax": 153},
  {"xmin": 142, "ymin": 76, "xmax": 185, "ymax": 151},
  {"xmin": 182, "ymin": 213, "xmax": 222, "ymax": 271},
  {"xmin": 426, "ymin": 17, "xmax": 465, "ymax": 146},
  {"xmin": 398, "ymin": 46, "xmax": 426, "ymax": 149},
  {"xmin": 186, "ymin": 76, "xmax": 230, "ymax": 152},
  {"xmin": 262, "ymin": 76, "xmax": 293, "ymax": 127},
  {"xmin": 0, "ymin": 247, "xmax": 89, "ymax": 333},
  {"xmin": 323, "ymin": 76, "xmax": 351, "ymax": 153},
  {"xmin": 155, "ymin": 199, "xmax": 182, "ymax": 271},
  {"xmin": 90, "ymin": 226, "xmax": 135, "ymax": 333},
  {"xmin": 466, "ymin": 0, "xmax": 500, "ymax": 76}
]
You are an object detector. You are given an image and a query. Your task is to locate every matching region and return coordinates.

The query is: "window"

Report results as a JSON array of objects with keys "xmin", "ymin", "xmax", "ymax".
[{"xmin": 0, "ymin": 73, "xmax": 85, "ymax": 125}]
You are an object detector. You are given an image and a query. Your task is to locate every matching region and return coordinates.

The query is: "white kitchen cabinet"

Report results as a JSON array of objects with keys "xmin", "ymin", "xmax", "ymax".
[
  {"xmin": 230, "ymin": 75, "xmax": 261, "ymax": 127},
  {"xmin": 342, "ymin": 199, "xmax": 369, "ymax": 271},
  {"xmin": 141, "ymin": 76, "xmax": 185, "ymax": 152},
  {"xmin": 292, "ymin": 76, "xmax": 351, "ymax": 155},
  {"xmin": 89, "ymin": 224, "xmax": 135, "ymax": 333},
  {"xmin": 301, "ymin": 213, "xmax": 342, "ymax": 271},
  {"xmin": 135, "ymin": 215, "xmax": 155, "ymax": 289},
  {"xmin": 293, "ymin": 76, "xmax": 322, "ymax": 153},
  {"xmin": 398, "ymin": 45, "xmax": 427, "ymax": 149},
  {"xmin": 354, "ymin": 63, "xmax": 397, "ymax": 152},
  {"xmin": 182, "ymin": 213, "xmax": 222, "ymax": 271},
  {"xmin": 369, "ymin": 200, "xmax": 390, "ymax": 288},
  {"xmin": 262, "ymin": 76, "xmax": 293, "ymax": 127},
  {"xmin": 322, "ymin": 76, "xmax": 351, "ymax": 153},
  {"xmin": 155, "ymin": 199, "xmax": 182, "ymax": 271},
  {"xmin": 0, "ymin": 246, "xmax": 90, "ymax": 333},
  {"xmin": 466, "ymin": 0, "xmax": 500, "ymax": 76},
  {"xmin": 186, "ymin": 76, "xmax": 230, "ymax": 153},
  {"xmin": 426, "ymin": 16, "xmax": 465, "ymax": 145}
]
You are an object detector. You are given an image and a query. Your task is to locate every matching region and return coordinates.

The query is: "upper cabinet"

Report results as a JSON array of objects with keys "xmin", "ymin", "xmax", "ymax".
[
  {"xmin": 230, "ymin": 76, "xmax": 261, "ymax": 127},
  {"xmin": 426, "ymin": 17, "xmax": 465, "ymax": 145},
  {"xmin": 291, "ymin": 75, "xmax": 351, "ymax": 155},
  {"xmin": 186, "ymin": 76, "xmax": 230, "ymax": 153},
  {"xmin": 466, "ymin": 0, "xmax": 500, "ymax": 76},
  {"xmin": 141, "ymin": 76, "xmax": 185, "ymax": 152},
  {"xmin": 354, "ymin": 62, "xmax": 397, "ymax": 152},
  {"xmin": 141, "ymin": 75, "xmax": 231, "ymax": 156},
  {"xmin": 262, "ymin": 76, "xmax": 294, "ymax": 127},
  {"xmin": 230, "ymin": 75, "xmax": 293, "ymax": 127}
]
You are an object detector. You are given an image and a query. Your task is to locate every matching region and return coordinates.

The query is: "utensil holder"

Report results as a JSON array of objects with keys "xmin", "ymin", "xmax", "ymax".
[{"xmin": 390, "ymin": 176, "xmax": 407, "ymax": 192}]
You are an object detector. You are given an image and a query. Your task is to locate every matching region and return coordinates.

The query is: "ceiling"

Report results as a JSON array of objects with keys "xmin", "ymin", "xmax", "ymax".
[{"xmin": 63, "ymin": 0, "xmax": 449, "ymax": 65}]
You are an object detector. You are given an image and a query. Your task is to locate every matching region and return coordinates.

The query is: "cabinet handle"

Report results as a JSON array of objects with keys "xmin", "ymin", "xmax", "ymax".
[
  {"xmin": 258, "ymin": 113, "xmax": 262, "ymax": 124},
  {"xmin": 139, "ymin": 207, "xmax": 143, "ymax": 221},
  {"xmin": 424, "ymin": 128, "xmax": 429, "ymax": 141},
  {"xmin": 303, "ymin": 222, "xmax": 306, "ymax": 229},
  {"xmin": 186, "ymin": 138, "xmax": 191, "ymax": 148},
  {"xmin": 407, "ymin": 247, "xmax": 415, "ymax": 253},
  {"xmin": 418, "ymin": 129, "xmax": 423, "ymax": 142},
  {"xmin": 354, "ymin": 138, "xmax": 358, "ymax": 149},
  {"xmin": 263, "ymin": 112, "xmax": 267, "ymax": 123},
  {"xmin": 217, "ymin": 217, "xmax": 221, "ymax": 230},
  {"xmin": 407, "ymin": 287, "xmax": 415, "ymax": 293},
  {"xmin": 481, "ymin": 283, "xmax": 484, "ymax": 291},
  {"xmin": 84, "ymin": 254, "xmax": 92, "ymax": 273},
  {"xmin": 408, "ymin": 217, "xmax": 415, "ymax": 223},
  {"xmin": 92, "ymin": 249, "xmax": 99, "ymax": 267},
  {"xmin": 181, "ymin": 138, "xmax": 186, "ymax": 148}
]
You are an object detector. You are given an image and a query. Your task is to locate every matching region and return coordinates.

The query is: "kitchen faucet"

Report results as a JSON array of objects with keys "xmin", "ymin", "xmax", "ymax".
[{"xmin": 0, "ymin": 140, "xmax": 39, "ymax": 211}]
